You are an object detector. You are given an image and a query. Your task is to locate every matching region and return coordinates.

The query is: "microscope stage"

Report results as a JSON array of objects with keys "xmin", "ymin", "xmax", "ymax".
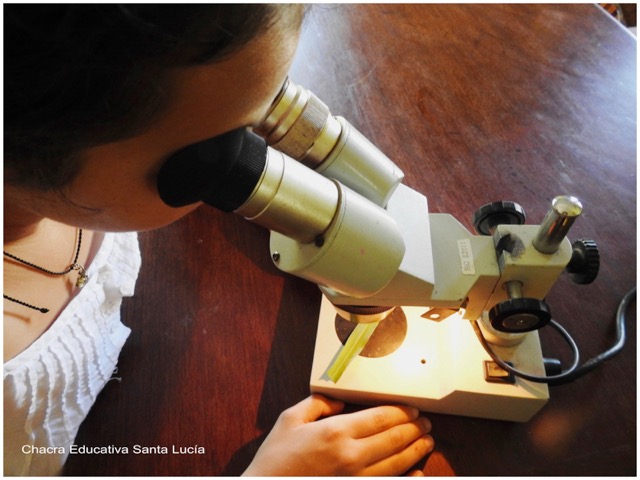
[{"xmin": 310, "ymin": 296, "xmax": 549, "ymax": 422}]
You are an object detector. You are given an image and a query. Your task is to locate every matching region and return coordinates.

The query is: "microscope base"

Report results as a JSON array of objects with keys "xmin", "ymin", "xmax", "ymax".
[{"xmin": 310, "ymin": 296, "xmax": 549, "ymax": 422}]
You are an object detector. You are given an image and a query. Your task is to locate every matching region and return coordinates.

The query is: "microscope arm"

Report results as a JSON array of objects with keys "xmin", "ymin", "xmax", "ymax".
[{"xmin": 273, "ymin": 182, "xmax": 575, "ymax": 328}]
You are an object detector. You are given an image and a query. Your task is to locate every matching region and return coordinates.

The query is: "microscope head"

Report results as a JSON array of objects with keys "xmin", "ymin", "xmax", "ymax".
[{"xmin": 157, "ymin": 79, "xmax": 598, "ymax": 333}]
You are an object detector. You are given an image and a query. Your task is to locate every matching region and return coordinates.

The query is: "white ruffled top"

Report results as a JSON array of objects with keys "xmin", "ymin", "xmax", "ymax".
[{"xmin": 4, "ymin": 232, "xmax": 141, "ymax": 476}]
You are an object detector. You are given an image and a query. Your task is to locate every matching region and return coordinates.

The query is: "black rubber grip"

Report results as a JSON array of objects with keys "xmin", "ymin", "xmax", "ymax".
[{"xmin": 157, "ymin": 127, "xmax": 267, "ymax": 212}]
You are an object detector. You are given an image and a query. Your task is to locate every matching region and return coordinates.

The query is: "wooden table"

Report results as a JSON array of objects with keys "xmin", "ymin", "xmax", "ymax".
[{"xmin": 64, "ymin": 4, "xmax": 636, "ymax": 476}]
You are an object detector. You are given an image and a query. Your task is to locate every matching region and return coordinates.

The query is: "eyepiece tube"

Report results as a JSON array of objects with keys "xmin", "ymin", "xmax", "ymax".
[
  {"xmin": 157, "ymin": 127, "xmax": 339, "ymax": 244},
  {"xmin": 236, "ymin": 149, "xmax": 340, "ymax": 244},
  {"xmin": 255, "ymin": 78, "xmax": 404, "ymax": 207},
  {"xmin": 157, "ymin": 127, "xmax": 406, "ymax": 299}
]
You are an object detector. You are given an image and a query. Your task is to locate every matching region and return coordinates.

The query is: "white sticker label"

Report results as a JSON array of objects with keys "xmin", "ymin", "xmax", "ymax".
[{"xmin": 457, "ymin": 239, "xmax": 475, "ymax": 275}]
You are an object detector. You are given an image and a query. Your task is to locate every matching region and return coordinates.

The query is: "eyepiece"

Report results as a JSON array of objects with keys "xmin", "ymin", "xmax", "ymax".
[
  {"xmin": 255, "ymin": 78, "xmax": 338, "ymax": 166},
  {"xmin": 158, "ymin": 127, "xmax": 340, "ymax": 244},
  {"xmin": 255, "ymin": 78, "xmax": 404, "ymax": 207},
  {"xmin": 157, "ymin": 128, "xmax": 266, "ymax": 212}
]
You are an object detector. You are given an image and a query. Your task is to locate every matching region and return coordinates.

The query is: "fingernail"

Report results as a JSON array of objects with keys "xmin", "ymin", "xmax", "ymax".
[
  {"xmin": 423, "ymin": 434, "xmax": 435, "ymax": 452},
  {"xmin": 420, "ymin": 417, "xmax": 432, "ymax": 432}
]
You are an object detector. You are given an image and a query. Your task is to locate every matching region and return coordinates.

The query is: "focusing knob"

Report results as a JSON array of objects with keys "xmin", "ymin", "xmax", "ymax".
[
  {"xmin": 473, "ymin": 201, "xmax": 526, "ymax": 236},
  {"xmin": 566, "ymin": 238, "xmax": 600, "ymax": 284},
  {"xmin": 489, "ymin": 298, "xmax": 552, "ymax": 333}
]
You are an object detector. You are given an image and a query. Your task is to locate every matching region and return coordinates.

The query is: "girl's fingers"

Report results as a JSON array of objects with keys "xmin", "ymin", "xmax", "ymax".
[
  {"xmin": 342, "ymin": 404, "xmax": 423, "ymax": 439},
  {"xmin": 281, "ymin": 394, "xmax": 345, "ymax": 426},
  {"xmin": 360, "ymin": 417, "xmax": 432, "ymax": 457},
  {"xmin": 361, "ymin": 434, "xmax": 435, "ymax": 476}
]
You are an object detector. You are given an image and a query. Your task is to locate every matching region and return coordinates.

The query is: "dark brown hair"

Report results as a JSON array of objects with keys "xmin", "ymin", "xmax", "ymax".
[{"xmin": 4, "ymin": 4, "xmax": 304, "ymax": 190}]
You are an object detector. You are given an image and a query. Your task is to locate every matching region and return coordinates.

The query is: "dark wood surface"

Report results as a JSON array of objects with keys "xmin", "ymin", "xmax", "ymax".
[{"xmin": 64, "ymin": 4, "xmax": 636, "ymax": 476}]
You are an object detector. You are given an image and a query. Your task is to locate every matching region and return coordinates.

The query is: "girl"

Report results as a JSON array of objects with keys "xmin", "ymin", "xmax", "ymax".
[{"xmin": 4, "ymin": 5, "xmax": 434, "ymax": 475}]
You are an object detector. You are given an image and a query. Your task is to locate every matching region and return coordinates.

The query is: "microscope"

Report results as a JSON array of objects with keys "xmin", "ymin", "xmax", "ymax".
[{"xmin": 158, "ymin": 79, "xmax": 603, "ymax": 422}]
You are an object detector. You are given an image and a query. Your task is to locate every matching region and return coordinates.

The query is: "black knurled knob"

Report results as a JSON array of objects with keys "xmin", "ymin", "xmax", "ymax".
[
  {"xmin": 566, "ymin": 238, "xmax": 600, "ymax": 285},
  {"xmin": 489, "ymin": 297, "xmax": 552, "ymax": 333},
  {"xmin": 472, "ymin": 201, "xmax": 526, "ymax": 236}
]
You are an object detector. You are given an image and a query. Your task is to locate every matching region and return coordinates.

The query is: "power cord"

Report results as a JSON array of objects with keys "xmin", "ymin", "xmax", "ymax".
[{"xmin": 472, "ymin": 287, "xmax": 636, "ymax": 386}]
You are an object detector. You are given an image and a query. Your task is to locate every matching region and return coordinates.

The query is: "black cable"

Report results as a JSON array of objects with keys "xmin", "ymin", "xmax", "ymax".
[
  {"xmin": 561, "ymin": 286, "xmax": 636, "ymax": 382},
  {"xmin": 472, "ymin": 287, "xmax": 636, "ymax": 385},
  {"xmin": 472, "ymin": 319, "xmax": 581, "ymax": 384}
]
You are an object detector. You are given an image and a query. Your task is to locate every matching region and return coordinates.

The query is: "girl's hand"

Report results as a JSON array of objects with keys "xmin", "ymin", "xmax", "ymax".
[{"xmin": 243, "ymin": 394, "xmax": 434, "ymax": 476}]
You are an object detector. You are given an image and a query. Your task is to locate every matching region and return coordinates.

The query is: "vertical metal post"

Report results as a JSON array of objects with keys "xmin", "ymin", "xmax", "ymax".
[{"xmin": 533, "ymin": 196, "xmax": 583, "ymax": 254}]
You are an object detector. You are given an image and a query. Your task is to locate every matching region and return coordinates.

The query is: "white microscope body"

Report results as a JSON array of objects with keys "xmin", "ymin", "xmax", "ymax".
[
  {"xmin": 158, "ymin": 79, "xmax": 597, "ymax": 422},
  {"xmin": 256, "ymin": 81, "xmax": 585, "ymax": 422},
  {"xmin": 270, "ymin": 179, "xmax": 579, "ymax": 421}
]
